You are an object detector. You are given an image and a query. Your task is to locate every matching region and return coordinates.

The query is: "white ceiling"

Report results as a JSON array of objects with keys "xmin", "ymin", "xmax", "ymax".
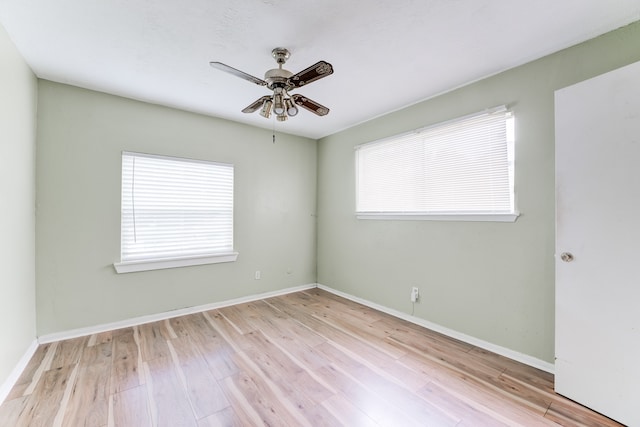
[{"xmin": 1, "ymin": 1, "xmax": 639, "ymax": 139}]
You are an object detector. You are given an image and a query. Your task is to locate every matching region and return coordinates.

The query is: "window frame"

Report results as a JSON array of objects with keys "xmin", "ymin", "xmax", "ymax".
[
  {"xmin": 113, "ymin": 151, "xmax": 238, "ymax": 274},
  {"xmin": 355, "ymin": 106, "xmax": 518, "ymax": 222}
]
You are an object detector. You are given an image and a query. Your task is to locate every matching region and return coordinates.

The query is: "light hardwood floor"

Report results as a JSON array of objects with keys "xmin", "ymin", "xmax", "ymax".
[{"xmin": 0, "ymin": 288, "xmax": 622, "ymax": 426}]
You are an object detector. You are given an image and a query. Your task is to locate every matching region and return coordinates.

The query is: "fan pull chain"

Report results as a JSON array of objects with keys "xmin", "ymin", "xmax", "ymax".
[{"xmin": 272, "ymin": 115, "xmax": 276, "ymax": 143}]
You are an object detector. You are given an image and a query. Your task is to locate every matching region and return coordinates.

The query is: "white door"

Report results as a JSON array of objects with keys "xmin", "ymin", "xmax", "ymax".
[{"xmin": 555, "ymin": 60, "xmax": 640, "ymax": 427}]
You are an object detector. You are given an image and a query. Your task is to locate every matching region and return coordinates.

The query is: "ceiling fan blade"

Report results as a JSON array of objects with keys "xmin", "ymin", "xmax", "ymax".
[
  {"xmin": 288, "ymin": 61, "xmax": 334, "ymax": 88},
  {"xmin": 209, "ymin": 61, "xmax": 267, "ymax": 86},
  {"xmin": 241, "ymin": 96, "xmax": 272, "ymax": 113},
  {"xmin": 291, "ymin": 94, "xmax": 330, "ymax": 116}
]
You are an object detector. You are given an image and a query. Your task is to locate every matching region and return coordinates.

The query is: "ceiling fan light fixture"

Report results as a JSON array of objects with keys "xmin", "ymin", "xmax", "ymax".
[
  {"xmin": 260, "ymin": 99, "xmax": 273, "ymax": 118},
  {"xmin": 277, "ymin": 114, "xmax": 288, "ymax": 122},
  {"xmin": 285, "ymin": 98, "xmax": 298, "ymax": 116},
  {"xmin": 273, "ymin": 93, "xmax": 285, "ymax": 115}
]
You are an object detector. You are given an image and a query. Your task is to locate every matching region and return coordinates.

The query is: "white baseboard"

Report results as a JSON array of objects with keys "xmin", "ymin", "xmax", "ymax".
[
  {"xmin": 0, "ymin": 339, "xmax": 39, "ymax": 405},
  {"xmin": 38, "ymin": 283, "xmax": 317, "ymax": 344},
  {"xmin": 316, "ymin": 283, "xmax": 555, "ymax": 374}
]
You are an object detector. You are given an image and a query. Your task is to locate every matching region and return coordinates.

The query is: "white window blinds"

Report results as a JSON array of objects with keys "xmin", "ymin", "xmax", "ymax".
[
  {"xmin": 120, "ymin": 152, "xmax": 234, "ymax": 265},
  {"xmin": 355, "ymin": 107, "xmax": 515, "ymax": 220}
]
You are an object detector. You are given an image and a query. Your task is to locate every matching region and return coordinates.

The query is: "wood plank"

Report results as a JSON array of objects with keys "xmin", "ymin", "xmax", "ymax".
[
  {"xmin": 61, "ymin": 363, "xmax": 110, "ymax": 426},
  {"xmin": 215, "ymin": 305, "xmax": 258, "ymax": 335},
  {"xmin": 6, "ymin": 343, "xmax": 55, "ymax": 400},
  {"xmin": 163, "ymin": 319, "xmax": 179, "ymax": 339},
  {"xmin": 8, "ymin": 343, "xmax": 51, "ymax": 389},
  {"xmin": 241, "ymin": 331, "xmax": 334, "ymax": 405},
  {"xmin": 399, "ymin": 353, "xmax": 557, "ymax": 426},
  {"xmin": 80, "ymin": 341, "xmax": 113, "ymax": 367},
  {"xmin": 231, "ymin": 346, "xmax": 334, "ymax": 426},
  {"xmin": 110, "ymin": 331, "xmax": 142, "ymax": 394},
  {"xmin": 386, "ymin": 332, "xmax": 518, "ymax": 393},
  {"xmin": 267, "ymin": 296, "xmax": 403, "ymax": 370},
  {"xmin": 314, "ymin": 363, "xmax": 422, "ymax": 427},
  {"xmin": 217, "ymin": 373, "xmax": 272, "ymax": 426},
  {"xmin": 111, "ymin": 385, "xmax": 152, "ymax": 427},
  {"xmin": 321, "ymin": 393, "xmax": 379, "ymax": 427},
  {"xmin": 257, "ymin": 320, "xmax": 331, "ymax": 371},
  {"xmin": 176, "ymin": 313, "xmax": 220, "ymax": 345},
  {"xmin": 196, "ymin": 335, "xmax": 239, "ymax": 381},
  {"xmin": 111, "ymin": 327, "xmax": 134, "ymax": 337},
  {"xmin": 112, "ymin": 330, "xmax": 137, "ymax": 361},
  {"xmin": 144, "ymin": 356, "xmax": 197, "ymax": 427},
  {"xmin": 15, "ymin": 365, "xmax": 76, "ymax": 427},
  {"xmin": 259, "ymin": 304, "xmax": 327, "ymax": 347},
  {"xmin": 50, "ymin": 336, "xmax": 88, "ymax": 370},
  {"xmin": 312, "ymin": 310, "xmax": 407, "ymax": 360},
  {"xmin": 0, "ymin": 395, "xmax": 30, "ymax": 426},
  {"xmin": 168, "ymin": 315, "xmax": 193, "ymax": 338},
  {"xmin": 392, "ymin": 334, "xmax": 559, "ymax": 421},
  {"xmin": 239, "ymin": 338, "xmax": 343, "ymax": 425},
  {"xmin": 220, "ymin": 370, "xmax": 306, "ymax": 427},
  {"xmin": 374, "ymin": 315, "xmax": 475, "ymax": 354},
  {"xmin": 137, "ymin": 321, "xmax": 171, "ymax": 361},
  {"xmin": 52, "ymin": 363, "xmax": 80, "ymax": 427},
  {"xmin": 384, "ymin": 323, "xmax": 480, "ymax": 366},
  {"xmin": 194, "ymin": 311, "xmax": 243, "ymax": 381},
  {"xmin": 168, "ymin": 337, "xmax": 229, "ymax": 419},
  {"xmin": 88, "ymin": 331, "xmax": 113, "ymax": 347},
  {"xmin": 202, "ymin": 310, "xmax": 252, "ymax": 352},
  {"xmin": 253, "ymin": 316, "xmax": 334, "ymax": 390},
  {"xmin": 304, "ymin": 288, "xmax": 398, "ymax": 327},
  {"xmin": 315, "ymin": 342, "xmax": 458, "ymax": 426},
  {"xmin": 418, "ymin": 381, "xmax": 510, "ymax": 427},
  {"xmin": 275, "ymin": 299, "xmax": 431, "ymax": 392},
  {"xmin": 196, "ymin": 406, "xmax": 243, "ymax": 427}
]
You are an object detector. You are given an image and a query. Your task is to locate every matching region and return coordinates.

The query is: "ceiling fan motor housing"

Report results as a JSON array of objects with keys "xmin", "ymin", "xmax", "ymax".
[{"xmin": 264, "ymin": 68, "xmax": 293, "ymax": 90}]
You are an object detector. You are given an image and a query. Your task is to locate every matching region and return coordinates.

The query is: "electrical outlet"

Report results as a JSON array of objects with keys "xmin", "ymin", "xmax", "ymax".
[
  {"xmin": 411, "ymin": 286, "xmax": 419, "ymax": 302},
  {"xmin": 255, "ymin": 270, "xmax": 261, "ymax": 280}
]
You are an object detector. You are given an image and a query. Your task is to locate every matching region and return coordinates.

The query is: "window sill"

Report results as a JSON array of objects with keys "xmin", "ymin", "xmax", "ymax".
[
  {"xmin": 356, "ymin": 212, "xmax": 519, "ymax": 222},
  {"xmin": 113, "ymin": 252, "xmax": 239, "ymax": 274}
]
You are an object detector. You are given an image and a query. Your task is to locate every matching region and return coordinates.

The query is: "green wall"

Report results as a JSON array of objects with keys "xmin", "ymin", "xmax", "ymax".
[
  {"xmin": 0, "ymin": 24, "xmax": 37, "ymax": 389},
  {"xmin": 35, "ymin": 81, "xmax": 317, "ymax": 335},
  {"xmin": 316, "ymin": 21, "xmax": 640, "ymax": 363}
]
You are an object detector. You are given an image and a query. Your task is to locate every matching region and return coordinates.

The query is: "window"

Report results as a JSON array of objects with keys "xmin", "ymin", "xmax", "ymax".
[
  {"xmin": 355, "ymin": 106, "xmax": 517, "ymax": 222},
  {"xmin": 114, "ymin": 152, "xmax": 237, "ymax": 273}
]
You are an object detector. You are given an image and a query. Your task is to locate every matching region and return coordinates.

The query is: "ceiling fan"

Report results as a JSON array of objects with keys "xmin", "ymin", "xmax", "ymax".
[{"xmin": 209, "ymin": 47, "xmax": 334, "ymax": 121}]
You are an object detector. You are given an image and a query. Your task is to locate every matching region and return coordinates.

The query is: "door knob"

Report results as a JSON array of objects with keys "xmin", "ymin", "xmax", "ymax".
[{"xmin": 560, "ymin": 252, "xmax": 574, "ymax": 262}]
